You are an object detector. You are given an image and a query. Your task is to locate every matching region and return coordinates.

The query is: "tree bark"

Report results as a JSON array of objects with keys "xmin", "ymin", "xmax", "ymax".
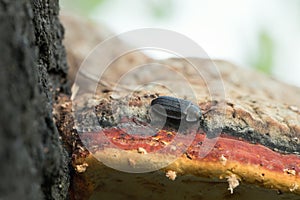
[{"xmin": 0, "ymin": 1, "xmax": 69, "ymax": 199}]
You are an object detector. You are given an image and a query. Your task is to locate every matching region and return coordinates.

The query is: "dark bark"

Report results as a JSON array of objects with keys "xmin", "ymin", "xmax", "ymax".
[{"xmin": 0, "ymin": 1, "xmax": 69, "ymax": 199}]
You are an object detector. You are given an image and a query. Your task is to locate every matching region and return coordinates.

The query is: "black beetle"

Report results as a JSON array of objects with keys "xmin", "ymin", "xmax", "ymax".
[{"xmin": 150, "ymin": 96, "xmax": 202, "ymax": 123}]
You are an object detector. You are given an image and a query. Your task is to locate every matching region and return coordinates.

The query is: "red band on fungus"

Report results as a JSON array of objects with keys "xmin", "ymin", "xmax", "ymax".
[{"xmin": 81, "ymin": 128, "xmax": 300, "ymax": 174}]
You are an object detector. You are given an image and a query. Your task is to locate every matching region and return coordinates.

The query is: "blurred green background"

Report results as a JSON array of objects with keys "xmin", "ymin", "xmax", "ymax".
[{"xmin": 60, "ymin": 0, "xmax": 300, "ymax": 86}]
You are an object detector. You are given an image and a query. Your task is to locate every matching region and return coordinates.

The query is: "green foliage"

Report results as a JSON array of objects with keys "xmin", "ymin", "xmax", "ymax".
[
  {"xmin": 60, "ymin": 0, "xmax": 106, "ymax": 15},
  {"xmin": 250, "ymin": 30, "xmax": 274, "ymax": 74},
  {"xmin": 146, "ymin": 0, "xmax": 175, "ymax": 20},
  {"xmin": 61, "ymin": 0, "xmax": 175, "ymax": 20}
]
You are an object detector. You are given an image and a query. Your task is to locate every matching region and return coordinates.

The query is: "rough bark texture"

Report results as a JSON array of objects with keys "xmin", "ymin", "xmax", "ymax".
[{"xmin": 0, "ymin": 1, "xmax": 69, "ymax": 200}]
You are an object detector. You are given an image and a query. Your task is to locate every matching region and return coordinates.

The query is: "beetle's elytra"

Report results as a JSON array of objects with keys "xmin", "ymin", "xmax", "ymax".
[{"xmin": 150, "ymin": 96, "xmax": 202, "ymax": 122}]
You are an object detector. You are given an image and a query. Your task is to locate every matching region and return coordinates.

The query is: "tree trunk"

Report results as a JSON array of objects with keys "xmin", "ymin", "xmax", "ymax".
[{"xmin": 0, "ymin": 1, "xmax": 69, "ymax": 199}]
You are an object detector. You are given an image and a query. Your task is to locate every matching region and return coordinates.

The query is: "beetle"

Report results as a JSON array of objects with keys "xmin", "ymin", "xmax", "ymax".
[{"xmin": 150, "ymin": 96, "xmax": 202, "ymax": 123}]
